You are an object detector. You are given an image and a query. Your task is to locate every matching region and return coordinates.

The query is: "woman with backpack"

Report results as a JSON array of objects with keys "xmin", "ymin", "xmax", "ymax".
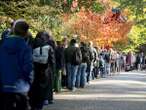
[{"xmin": 29, "ymin": 31, "xmax": 55, "ymax": 110}]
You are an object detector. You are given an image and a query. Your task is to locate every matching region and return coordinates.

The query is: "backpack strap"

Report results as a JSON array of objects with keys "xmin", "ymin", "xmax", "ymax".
[{"xmin": 40, "ymin": 46, "xmax": 43, "ymax": 55}]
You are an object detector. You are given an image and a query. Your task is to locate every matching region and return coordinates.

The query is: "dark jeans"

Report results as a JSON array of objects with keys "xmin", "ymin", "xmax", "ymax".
[
  {"xmin": 93, "ymin": 67, "xmax": 99, "ymax": 78},
  {"xmin": 62, "ymin": 74, "xmax": 67, "ymax": 87},
  {"xmin": 0, "ymin": 92, "xmax": 29, "ymax": 110},
  {"xmin": 87, "ymin": 62, "xmax": 94, "ymax": 82}
]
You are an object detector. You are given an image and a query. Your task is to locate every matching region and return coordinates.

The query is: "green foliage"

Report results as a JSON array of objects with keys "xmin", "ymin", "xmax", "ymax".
[
  {"xmin": 113, "ymin": 40, "xmax": 127, "ymax": 52},
  {"xmin": 0, "ymin": 0, "xmax": 145, "ymax": 50},
  {"xmin": 113, "ymin": 0, "xmax": 146, "ymax": 16},
  {"xmin": 112, "ymin": 0, "xmax": 146, "ymax": 27},
  {"xmin": 91, "ymin": 1, "xmax": 105, "ymax": 13},
  {"xmin": 127, "ymin": 25, "xmax": 146, "ymax": 50},
  {"xmin": 112, "ymin": 0, "xmax": 146, "ymax": 52},
  {"xmin": 0, "ymin": 0, "xmax": 105, "ymax": 40},
  {"xmin": 0, "ymin": 23, "xmax": 7, "ymax": 38},
  {"xmin": 51, "ymin": 0, "xmax": 105, "ymax": 13},
  {"xmin": 0, "ymin": 0, "xmax": 64, "ymax": 39},
  {"xmin": 78, "ymin": 0, "xmax": 96, "ymax": 9},
  {"xmin": 113, "ymin": 25, "xmax": 146, "ymax": 52}
]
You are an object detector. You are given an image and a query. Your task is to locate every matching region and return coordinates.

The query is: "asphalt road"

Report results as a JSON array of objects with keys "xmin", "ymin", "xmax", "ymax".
[{"xmin": 45, "ymin": 71, "xmax": 146, "ymax": 110}]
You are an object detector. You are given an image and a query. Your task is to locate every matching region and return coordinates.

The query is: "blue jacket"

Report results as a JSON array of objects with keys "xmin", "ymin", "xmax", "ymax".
[{"xmin": 0, "ymin": 35, "xmax": 33, "ymax": 93}]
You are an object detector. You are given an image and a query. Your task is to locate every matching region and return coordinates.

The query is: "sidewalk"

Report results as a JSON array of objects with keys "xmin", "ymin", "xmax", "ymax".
[{"xmin": 44, "ymin": 71, "xmax": 146, "ymax": 110}]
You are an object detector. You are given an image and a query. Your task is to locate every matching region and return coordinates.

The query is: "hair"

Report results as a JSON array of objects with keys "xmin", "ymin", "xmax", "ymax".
[
  {"xmin": 57, "ymin": 41, "xmax": 62, "ymax": 46},
  {"xmin": 80, "ymin": 42, "xmax": 85, "ymax": 46},
  {"xmin": 62, "ymin": 37, "xmax": 68, "ymax": 42},
  {"xmin": 14, "ymin": 20, "xmax": 29, "ymax": 37},
  {"xmin": 70, "ymin": 39, "xmax": 77, "ymax": 45},
  {"xmin": 36, "ymin": 31, "xmax": 44, "ymax": 39},
  {"xmin": 36, "ymin": 31, "xmax": 51, "ymax": 43}
]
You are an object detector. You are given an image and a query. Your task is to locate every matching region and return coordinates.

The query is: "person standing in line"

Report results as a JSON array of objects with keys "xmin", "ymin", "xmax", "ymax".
[
  {"xmin": 92, "ymin": 46, "xmax": 98, "ymax": 80},
  {"xmin": 65, "ymin": 39, "xmax": 82, "ymax": 91},
  {"xmin": 29, "ymin": 31, "xmax": 55, "ymax": 110},
  {"xmin": 0, "ymin": 20, "xmax": 33, "ymax": 110},
  {"xmin": 125, "ymin": 52, "xmax": 133, "ymax": 71},
  {"xmin": 61, "ymin": 37, "xmax": 68, "ymax": 88},
  {"xmin": 76, "ymin": 42, "xmax": 89, "ymax": 88},
  {"xmin": 110, "ymin": 49, "xmax": 115, "ymax": 74},
  {"xmin": 86, "ymin": 41, "xmax": 94, "ymax": 83},
  {"xmin": 136, "ymin": 53, "xmax": 141, "ymax": 71},
  {"xmin": 104, "ymin": 49, "xmax": 111, "ymax": 76},
  {"xmin": 54, "ymin": 41, "xmax": 65, "ymax": 92},
  {"xmin": 93, "ymin": 47, "xmax": 100, "ymax": 79},
  {"xmin": 119, "ymin": 53, "xmax": 124, "ymax": 72},
  {"xmin": 140, "ymin": 52, "xmax": 145, "ymax": 70},
  {"xmin": 46, "ymin": 33, "xmax": 56, "ymax": 104},
  {"xmin": 116, "ymin": 52, "xmax": 120, "ymax": 73},
  {"xmin": 99, "ymin": 53, "xmax": 105, "ymax": 78}
]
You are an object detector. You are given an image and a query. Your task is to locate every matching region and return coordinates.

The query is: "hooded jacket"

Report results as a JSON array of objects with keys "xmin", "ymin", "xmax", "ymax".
[{"xmin": 0, "ymin": 35, "xmax": 33, "ymax": 93}]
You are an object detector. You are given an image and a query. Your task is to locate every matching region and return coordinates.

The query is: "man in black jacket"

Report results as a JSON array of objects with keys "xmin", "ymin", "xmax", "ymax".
[
  {"xmin": 65, "ymin": 39, "xmax": 82, "ymax": 91},
  {"xmin": 54, "ymin": 41, "xmax": 65, "ymax": 92}
]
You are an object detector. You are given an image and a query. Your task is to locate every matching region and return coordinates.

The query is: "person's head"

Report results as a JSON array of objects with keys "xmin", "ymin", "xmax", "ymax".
[
  {"xmin": 62, "ymin": 37, "xmax": 68, "ymax": 47},
  {"xmin": 36, "ymin": 31, "xmax": 50, "ymax": 43},
  {"xmin": 13, "ymin": 20, "xmax": 29, "ymax": 37},
  {"xmin": 80, "ymin": 42, "xmax": 85, "ymax": 47},
  {"xmin": 70, "ymin": 39, "xmax": 77, "ymax": 46},
  {"xmin": 89, "ymin": 41, "xmax": 93, "ymax": 47},
  {"xmin": 141, "ymin": 52, "xmax": 144, "ymax": 56},
  {"xmin": 104, "ymin": 49, "xmax": 107, "ymax": 52},
  {"xmin": 56, "ymin": 41, "xmax": 62, "ymax": 47}
]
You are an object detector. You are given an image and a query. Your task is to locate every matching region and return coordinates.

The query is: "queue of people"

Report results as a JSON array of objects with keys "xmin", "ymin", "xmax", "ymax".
[{"xmin": 0, "ymin": 19, "xmax": 146, "ymax": 110}]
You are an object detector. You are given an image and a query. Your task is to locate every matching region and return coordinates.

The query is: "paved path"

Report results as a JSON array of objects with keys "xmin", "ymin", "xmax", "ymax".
[{"xmin": 45, "ymin": 71, "xmax": 146, "ymax": 110}]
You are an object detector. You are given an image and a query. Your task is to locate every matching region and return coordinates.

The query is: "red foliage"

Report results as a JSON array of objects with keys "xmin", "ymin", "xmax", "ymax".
[{"xmin": 63, "ymin": 8, "xmax": 133, "ymax": 47}]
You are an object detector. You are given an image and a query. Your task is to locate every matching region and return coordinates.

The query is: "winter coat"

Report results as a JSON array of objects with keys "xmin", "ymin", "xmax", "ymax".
[
  {"xmin": 136, "ymin": 55, "xmax": 141, "ymax": 64},
  {"xmin": 29, "ymin": 38, "xmax": 55, "ymax": 101},
  {"xmin": 80, "ymin": 46, "xmax": 90, "ymax": 63},
  {"xmin": 0, "ymin": 35, "xmax": 33, "ymax": 93},
  {"xmin": 65, "ymin": 45, "xmax": 82, "ymax": 65},
  {"xmin": 55, "ymin": 46, "xmax": 65, "ymax": 70}
]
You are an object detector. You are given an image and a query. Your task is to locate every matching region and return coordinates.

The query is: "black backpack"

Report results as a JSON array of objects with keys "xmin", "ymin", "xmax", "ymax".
[
  {"xmin": 86, "ymin": 47, "xmax": 94, "ymax": 63},
  {"xmin": 81, "ymin": 47, "xmax": 89, "ymax": 62},
  {"xmin": 105, "ymin": 53, "xmax": 111, "ymax": 63},
  {"xmin": 71, "ymin": 48, "xmax": 82, "ymax": 65}
]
